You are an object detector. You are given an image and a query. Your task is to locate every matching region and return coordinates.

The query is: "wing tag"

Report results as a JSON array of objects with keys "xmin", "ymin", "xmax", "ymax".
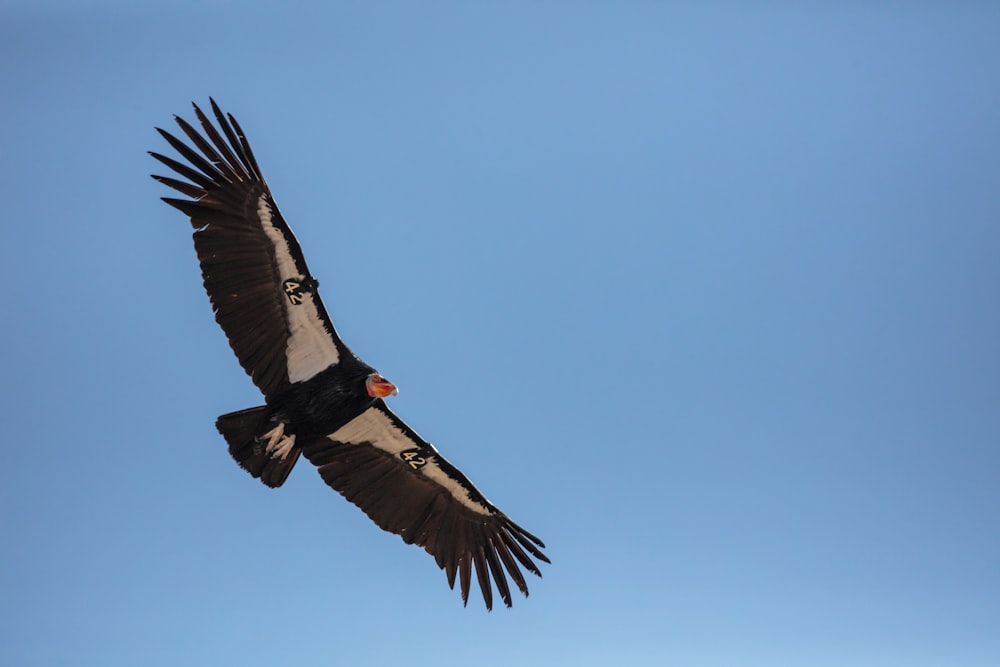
[
  {"xmin": 400, "ymin": 447, "xmax": 432, "ymax": 470},
  {"xmin": 283, "ymin": 277, "xmax": 318, "ymax": 305}
]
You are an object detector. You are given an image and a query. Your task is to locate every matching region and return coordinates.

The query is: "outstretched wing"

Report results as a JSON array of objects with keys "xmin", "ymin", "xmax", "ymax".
[
  {"xmin": 150, "ymin": 99, "xmax": 352, "ymax": 400},
  {"xmin": 300, "ymin": 401, "xmax": 550, "ymax": 610}
]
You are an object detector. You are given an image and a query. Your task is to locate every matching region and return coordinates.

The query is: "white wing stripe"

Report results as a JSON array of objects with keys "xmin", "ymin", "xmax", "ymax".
[
  {"xmin": 258, "ymin": 196, "xmax": 339, "ymax": 382},
  {"xmin": 329, "ymin": 408, "xmax": 492, "ymax": 516}
]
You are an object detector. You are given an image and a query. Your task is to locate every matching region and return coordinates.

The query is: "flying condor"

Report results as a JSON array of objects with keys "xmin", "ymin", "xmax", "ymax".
[{"xmin": 150, "ymin": 99, "xmax": 548, "ymax": 610}]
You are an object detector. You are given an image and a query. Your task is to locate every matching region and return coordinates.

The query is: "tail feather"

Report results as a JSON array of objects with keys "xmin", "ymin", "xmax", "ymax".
[{"xmin": 216, "ymin": 406, "xmax": 300, "ymax": 488}]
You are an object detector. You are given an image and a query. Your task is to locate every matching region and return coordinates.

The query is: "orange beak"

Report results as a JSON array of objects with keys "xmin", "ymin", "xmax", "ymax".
[{"xmin": 366, "ymin": 373, "xmax": 399, "ymax": 398}]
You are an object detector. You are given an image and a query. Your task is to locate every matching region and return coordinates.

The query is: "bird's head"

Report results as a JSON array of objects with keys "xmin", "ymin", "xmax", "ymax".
[{"xmin": 365, "ymin": 372, "xmax": 398, "ymax": 399}]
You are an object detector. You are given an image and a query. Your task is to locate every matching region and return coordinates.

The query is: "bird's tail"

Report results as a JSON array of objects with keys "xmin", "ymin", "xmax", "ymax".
[{"xmin": 216, "ymin": 406, "xmax": 301, "ymax": 488}]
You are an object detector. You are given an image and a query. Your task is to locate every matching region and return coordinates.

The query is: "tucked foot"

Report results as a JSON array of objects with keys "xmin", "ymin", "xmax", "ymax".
[{"xmin": 260, "ymin": 422, "xmax": 297, "ymax": 461}]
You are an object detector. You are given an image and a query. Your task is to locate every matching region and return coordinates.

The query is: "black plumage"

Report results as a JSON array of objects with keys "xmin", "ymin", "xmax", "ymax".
[{"xmin": 150, "ymin": 99, "xmax": 548, "ymax": 609}]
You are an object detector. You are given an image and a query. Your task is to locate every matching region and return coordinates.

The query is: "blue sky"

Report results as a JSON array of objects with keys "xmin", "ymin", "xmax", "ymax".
[{"xmin": 2, "ymin": 2, "xmax": 998, "ymax": 665}]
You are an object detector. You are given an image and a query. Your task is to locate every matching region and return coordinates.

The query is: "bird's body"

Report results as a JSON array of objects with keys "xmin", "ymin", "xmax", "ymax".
[
  {"xmin": 268, "ymin": 360, "xmax": 379, "ymax": 438},
  {"xmin": 150, "ymin": 99, "xmax": 548, "ymax": 609}
]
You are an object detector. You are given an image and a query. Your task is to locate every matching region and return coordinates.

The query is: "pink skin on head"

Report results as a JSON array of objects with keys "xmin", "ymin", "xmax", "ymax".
[{"xmin": 366, "ymin": 373, "xmax": 398, "ymax": 398}]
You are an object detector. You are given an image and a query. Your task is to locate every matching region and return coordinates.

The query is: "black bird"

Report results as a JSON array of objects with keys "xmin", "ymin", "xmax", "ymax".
[{"xmin": 150, "ymin": 99, "xmax": 548, "ymax": 609}]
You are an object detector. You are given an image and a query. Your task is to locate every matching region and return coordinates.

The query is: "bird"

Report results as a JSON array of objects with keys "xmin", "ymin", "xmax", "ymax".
[{"xmin": 150, "ymin": 99, "xmax": 549, "ymax": 610}]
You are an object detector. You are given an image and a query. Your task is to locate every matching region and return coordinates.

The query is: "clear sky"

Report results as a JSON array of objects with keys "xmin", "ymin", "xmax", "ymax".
[{"xmin": 2, "ymin": 2, "xmax": 998, "ymax": 666}]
